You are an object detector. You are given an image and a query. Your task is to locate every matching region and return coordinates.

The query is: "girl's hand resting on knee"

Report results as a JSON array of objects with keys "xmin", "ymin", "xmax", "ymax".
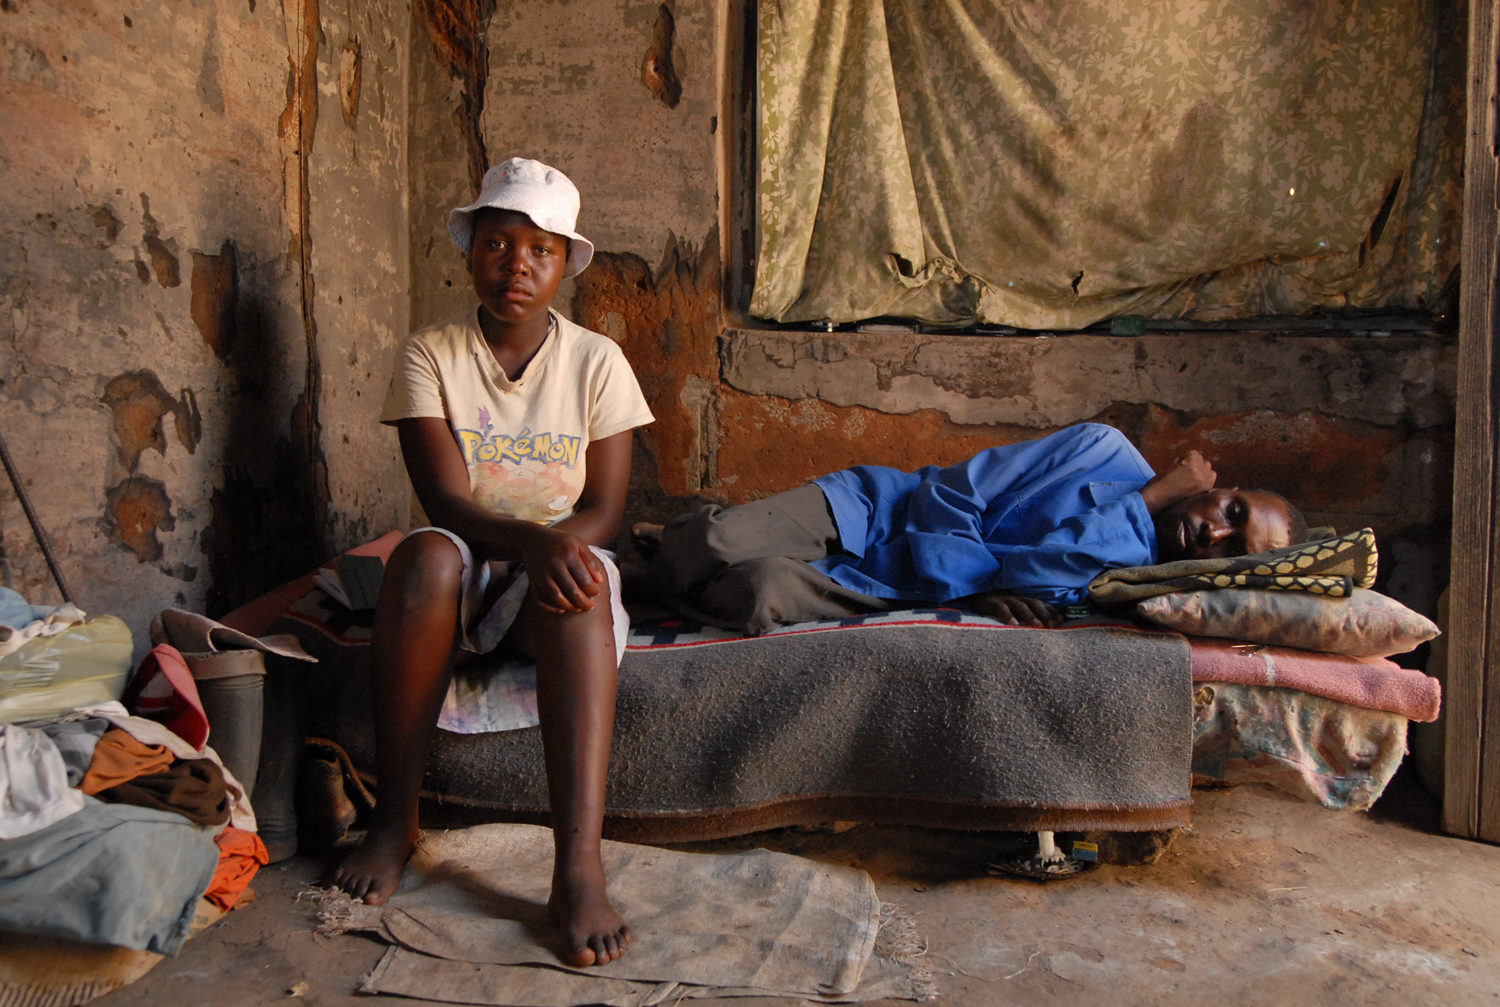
[{"xmin": 523, "ymin": 528, "xmax": 607, "ymax": 614}]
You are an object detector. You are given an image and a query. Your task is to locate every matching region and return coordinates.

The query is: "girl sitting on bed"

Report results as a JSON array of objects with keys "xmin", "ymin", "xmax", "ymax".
[{"xmin": 332, "ymin": 158, "xmax": 654, "ymax": 967}]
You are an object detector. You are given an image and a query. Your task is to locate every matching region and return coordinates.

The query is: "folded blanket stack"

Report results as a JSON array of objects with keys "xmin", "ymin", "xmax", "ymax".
[{"xmin": 1093, "ymin": 528, "xmax": 1442, "ymax": 684}]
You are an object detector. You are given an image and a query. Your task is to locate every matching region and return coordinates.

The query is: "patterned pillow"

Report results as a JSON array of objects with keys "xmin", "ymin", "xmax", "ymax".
[
  {"xmin": 1136, "ymin": 587, "xmax": 1440, "ymax": 658},
  {"xmin": 1090, "ymin": 528, "xmax": 1378, "ymax": 605}
]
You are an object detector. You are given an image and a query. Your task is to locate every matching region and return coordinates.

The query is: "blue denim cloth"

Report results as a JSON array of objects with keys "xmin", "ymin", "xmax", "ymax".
[
  {"xmin": 812, "ymin": 424, "xmax": 1158, "ymax": 606},
  {"xmin": 0, "ymin": 796, "xmax": 220, "ymax": 954}
]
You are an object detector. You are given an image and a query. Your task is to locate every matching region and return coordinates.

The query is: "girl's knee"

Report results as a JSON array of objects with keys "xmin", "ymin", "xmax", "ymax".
[
  {"xmin": 393, "ymin": 530, "xmax": 462, "ymax": 568},
  {"xmin": 385, "ymin": 532, "xmax": 465, "ymax": 602}
]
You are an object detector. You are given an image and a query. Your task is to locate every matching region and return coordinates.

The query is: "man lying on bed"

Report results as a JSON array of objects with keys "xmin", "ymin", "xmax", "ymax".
[{"xmin": 633, "ymin": 423, "xmax": 1309, "ymax": 634}]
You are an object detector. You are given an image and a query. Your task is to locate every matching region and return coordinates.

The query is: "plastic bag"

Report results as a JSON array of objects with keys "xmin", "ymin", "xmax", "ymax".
[{"xmin": 0, "ymin": 616, "xmax": 133, "ymax": 724}]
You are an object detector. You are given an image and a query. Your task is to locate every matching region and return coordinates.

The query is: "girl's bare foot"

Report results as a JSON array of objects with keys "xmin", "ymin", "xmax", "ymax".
[
  {"xmin": 330, "ymin": 817, "xmax": 417, "ymax": 906},
  {"xmin": 547, "ymin": 862, "xmax": 632, "ymax": 966}
]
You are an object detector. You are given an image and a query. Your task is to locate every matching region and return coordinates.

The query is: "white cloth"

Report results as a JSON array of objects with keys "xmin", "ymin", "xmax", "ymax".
[
  {"xmin": 0, "ymin": 724, "xmax": 85, "ymax": 839},
  {"xmin": 0, "ymin": 587, "xmax": 87, "ymax": 659},
  {"xmin": 64, "ymin": 701, "xmax": 256, "ymax": 833},
  {"xmin": 405, "ymin": 528, "xmax": 628, "ymax": 735},
  {"xmin": 380, "ymin": 307, "xmax": 654, "ymax": 526}
]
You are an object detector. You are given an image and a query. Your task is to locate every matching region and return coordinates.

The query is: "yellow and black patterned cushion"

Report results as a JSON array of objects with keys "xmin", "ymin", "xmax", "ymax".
[{"xmin": 1089, "ymin": 528, "xmax": 1377, "ymax": 605}]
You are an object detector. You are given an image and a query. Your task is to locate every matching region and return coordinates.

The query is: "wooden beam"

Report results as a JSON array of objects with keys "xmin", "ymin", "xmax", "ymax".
[
  {"xmin": 1448, "ymin": 0, "xmax": 1500, "ymax": 839},
  {"xmin": 719, "ymin": 0, "xmax": 758, "ymax": 327}
]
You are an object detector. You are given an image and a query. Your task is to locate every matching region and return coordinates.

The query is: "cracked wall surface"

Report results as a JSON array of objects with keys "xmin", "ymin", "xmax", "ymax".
[
  {"xmin": 718, "ymin": 328, "xmax": 1456, "ymax": 621},
  {"xmin": 406, "ymin": 0, "xmax": 1455, "ymax": 632},
  {"xmin": 409, "ymin": 0, "xmax": 720, "ymax": 338},
  {"xmin": 477, "ymin": 0, "xmax": 717, "ymax": 266},
  {"xmin": 573, "ymin": 234, "xmax": 722, "ymax": 497},
  {"xmin": 409, "ymin": 0, "xmax": 723, "ymax": 503},
  {"xmin": 0, "ymin": 0, "xmax": 1458, "ymax": 654},
  {"xmin": 307, "ymin": 0, "xmax": 411, "ymax": 557},
  {"xmin": 722, "ymin": 332, "xmax": 1455, "ymax": 433},
  {"xmin": 406, "ymin": 0, "xmax": 490, "ymax": 331},
  {"xmin": 1, "ymin": 0, "xmax": 408, "ymax": 655}
]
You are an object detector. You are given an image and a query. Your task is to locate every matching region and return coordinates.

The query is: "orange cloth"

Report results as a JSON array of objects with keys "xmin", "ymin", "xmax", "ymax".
[
  {"xmin": 79, "ymin": 729, "xmax": 174, "ymax": 795},
  {"xmin": 203, "ymin": 828, "xmax": 269, "ymax": 912}
]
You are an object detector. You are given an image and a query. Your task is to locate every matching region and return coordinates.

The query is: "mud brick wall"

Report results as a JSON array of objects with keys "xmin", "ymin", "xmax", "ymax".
[
  {"xmin": 1, "ymin": 0, "xmax": 410, "ymax": 654},
  {"xmin": 459, "ymin": 0, "xmax": 1453, "ymax": 621},
  {"xmin": 1, "ymin": 0, "xmax": 1458, "ymax": 656},
  {"xmin": 715, "ymin": 330, "xmax": 1456, "ymax": 619},
  {"xmin": 407, "ymin": 0, "xmax": 1454, "ymax": 601}
]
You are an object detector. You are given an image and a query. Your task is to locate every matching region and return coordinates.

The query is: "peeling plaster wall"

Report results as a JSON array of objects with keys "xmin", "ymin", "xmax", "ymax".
[
  {"xmin": 408, "ymin": 0, "xmax": 724, "ymax": 498},
  {"xmin": 479, "ymin": 0, "xmax": 717, "ymax": 264},
  {"xmin": 408, "ymin": 0, "xmax": 721, "ymax": 330},
  {"xmin": 8, "ymin": 0, "xmax": 1451, "ymax": 657},
  {"xmin": 404, "ymin": 0, "xmax": 1456, "ymax": 629},
  {"xmin": 718, "ymin": 329, "xmax": 1457, "ymax": 621},
  {"xmin": 406, "ymin": 0, "xmax": 490, "ymax": 330},
  {"xmin": 307, "ymin": 0, "xmax": 411, "ymax": 554},
  {"xmin": 1, "ymin": 0, "xmax": 409, "ymax": 655},
  {"xmin": 719, "ymin": 332, "xmax": 1455, "ymax": 535},
  {"xmin": 2, "ymin": 1, "xmax": 306, "ymax": 639}
]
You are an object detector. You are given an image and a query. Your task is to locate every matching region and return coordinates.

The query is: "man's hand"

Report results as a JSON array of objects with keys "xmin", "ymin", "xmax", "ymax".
[
  {"xmin": 1139, "ymin": 450, "xmax": 1217, "ymax": 515},
  {"xmin": 520, "ymin": 527, "xmax": 606, "ymax": 614},
  {"xmin": 968, "ymin": 591, "xmax": 1062, "ymax": 628}
]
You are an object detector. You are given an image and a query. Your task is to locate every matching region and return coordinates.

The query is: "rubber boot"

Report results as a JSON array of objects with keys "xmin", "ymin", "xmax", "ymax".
[
  {"xmin": 196, "ymin": 670, "xmax": 265, "ymax": 796},
  {"xmin": 253, "ymin": 655, "xmax": 307, "ymax": 863},
  {"xmin": 147, "ymin": 607, "xmax": 317, "ymax": 862}
]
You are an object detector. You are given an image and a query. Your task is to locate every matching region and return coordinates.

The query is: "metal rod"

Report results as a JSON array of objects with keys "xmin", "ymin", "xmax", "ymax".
[{"xmin": 0, "ymin": 428, "xmax": 75, "ymax": 604}]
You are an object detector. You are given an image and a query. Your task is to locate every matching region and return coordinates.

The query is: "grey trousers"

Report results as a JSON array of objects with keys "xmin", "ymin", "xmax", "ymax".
[{"xmin": 648, "ymin": 484, "xmax": 893, "ymax": 635}]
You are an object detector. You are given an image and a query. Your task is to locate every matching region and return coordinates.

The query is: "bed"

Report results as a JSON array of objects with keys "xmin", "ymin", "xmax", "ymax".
[{"xmin": 231, "ymin": 552, "xmax": 1435, "ymax": 847}]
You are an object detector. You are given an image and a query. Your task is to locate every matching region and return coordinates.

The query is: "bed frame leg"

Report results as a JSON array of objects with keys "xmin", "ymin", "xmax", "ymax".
[
  {"xmin": 987, "ymin": 829, "xmax": 1099, "ymax": 881},
  {"xmin": 1036, "ymin": 830, "xmax": 1064, "ymax": 862}
]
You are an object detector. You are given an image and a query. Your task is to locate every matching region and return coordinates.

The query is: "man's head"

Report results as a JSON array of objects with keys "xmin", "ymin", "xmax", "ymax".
[{"xmin": 1153, "ymin": 488, "xmax": 1309, "ymax": 562}]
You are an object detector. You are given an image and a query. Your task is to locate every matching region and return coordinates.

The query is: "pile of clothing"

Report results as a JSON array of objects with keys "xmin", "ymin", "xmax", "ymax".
[{"xmin": 0, "ymin": 589, "xmax": 268, "ymax": 957}]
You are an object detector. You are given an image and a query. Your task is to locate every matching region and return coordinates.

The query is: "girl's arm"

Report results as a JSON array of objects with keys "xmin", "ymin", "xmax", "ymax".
[
  {"xmin": 396, "ymin": 417, "xmax": 634, "ymax": 614},
  {"xmin": 547, "ymin": 428, "xmax": 632, "ymax": 548}
]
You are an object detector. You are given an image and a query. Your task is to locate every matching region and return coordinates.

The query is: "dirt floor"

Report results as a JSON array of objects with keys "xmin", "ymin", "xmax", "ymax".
[{"xmin": 95, "ymin": 768, "xmax": 1500, "ymax": 1007}]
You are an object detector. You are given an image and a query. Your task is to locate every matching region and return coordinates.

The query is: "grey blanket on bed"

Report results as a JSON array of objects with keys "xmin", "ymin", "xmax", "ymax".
[{"xmin": 284, "ymin": 607, "xmax": 1194, "ymax": 839}]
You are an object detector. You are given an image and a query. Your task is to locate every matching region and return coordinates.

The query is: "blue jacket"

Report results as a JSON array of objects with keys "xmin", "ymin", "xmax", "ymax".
[{"xmin": 811, "ymin": 424, "xmax": 1158, "ymax": 606}]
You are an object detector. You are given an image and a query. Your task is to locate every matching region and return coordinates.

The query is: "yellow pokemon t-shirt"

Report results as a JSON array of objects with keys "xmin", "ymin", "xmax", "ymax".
[{"xmin": 380, "ymin": 307, "xmax": 654, "ymax": 525}]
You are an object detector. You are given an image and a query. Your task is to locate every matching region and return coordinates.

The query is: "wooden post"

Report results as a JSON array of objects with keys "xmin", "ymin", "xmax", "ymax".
[
  {"xmin": 719, "ymin": 0, "xmax": 758, "ymax": 326},
  {"xmin": 1448, "ymin": 0, "xmax": 1500, "ymax": 839}
]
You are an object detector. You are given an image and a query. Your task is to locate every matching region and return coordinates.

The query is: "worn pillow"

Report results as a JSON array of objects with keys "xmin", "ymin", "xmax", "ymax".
[
  {"xmin": 1136, "ymin": 587, "xmax": 1439, "ymax": 658},
  {"xmin": 1090, "ymin": 527, "xmax": 1378, "ymax": 605}
]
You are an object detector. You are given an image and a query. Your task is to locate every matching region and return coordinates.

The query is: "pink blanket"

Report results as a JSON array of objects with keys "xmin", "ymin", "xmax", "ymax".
[{"xmin": 1190, "ymin": 637, "xmax": 1440, "ymax": 722}]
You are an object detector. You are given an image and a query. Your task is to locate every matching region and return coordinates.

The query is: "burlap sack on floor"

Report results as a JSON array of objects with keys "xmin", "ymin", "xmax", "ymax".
[{"xmin": 318, "ymin": 823, "xmax": 934, "ymax": 1004}]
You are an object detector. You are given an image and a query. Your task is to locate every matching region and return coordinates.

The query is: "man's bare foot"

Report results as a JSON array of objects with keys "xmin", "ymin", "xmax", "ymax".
[
  {"xmin": 329, "ymin": 818, "xmax": 417, "ymax": 906},
  {"xmin": 629, "ymin": 522, "xmax": 664, "ymax": 561},
  {"xmin": 547, "ymin": 865, "xmax": 632, "ymax": 966}
]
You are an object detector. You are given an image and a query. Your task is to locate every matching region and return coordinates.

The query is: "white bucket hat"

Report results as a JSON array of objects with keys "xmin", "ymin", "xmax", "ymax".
[{"xmin": 447, "ymin": 158, "xmax": 595, "ymax": 279}]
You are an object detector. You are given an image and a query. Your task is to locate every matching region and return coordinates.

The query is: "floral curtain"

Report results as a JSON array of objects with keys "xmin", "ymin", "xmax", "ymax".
[{"xmin": 752, "ymin": 0, "xmax": 1463, "ymax": 328}]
